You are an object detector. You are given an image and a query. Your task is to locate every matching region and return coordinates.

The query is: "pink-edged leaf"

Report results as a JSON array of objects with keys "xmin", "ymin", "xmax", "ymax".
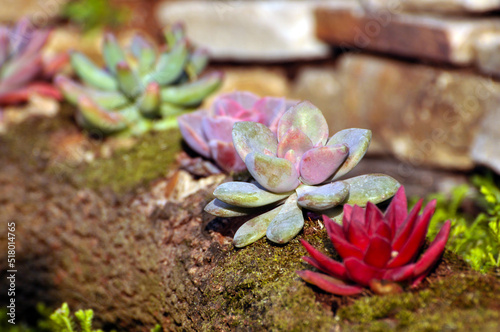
[
  {"xmin": 221, "ymin": 91, "xmax": 259, "ymax": 110},
  {"xmin": 202, "ymin": 116, "xmax": 236, "ymax": 143},
  {"xmin": 385, "ymin": 186, "xmax": 408, "ymax": 235},
  {"xmin": 387, "ymin": 200, "xmax": 436, "ymax": 268},
  {"xmin": 347, "ymin": 220, "xmax": 370, "ymax": 252},
  {"xmin": 213, "ymin": 96, "xmax": 261, "ymax": 122},
  {"xmin": 299, "ymin": 144, "xmax": 348, "ymax": 185},
  {"xmin": 178, "ymin": 111, "xmax": 210, "ymax": 158},
  {"xmin": 208, "ymin": 140, "xmax": 246, "ymax": 173},
  {"xmin": 297, "ymin": 270, "xmax": 363, "ymax": 296},
  {"xmin": 232, "ymin": 121, "xmax": 278, "ymax": 162},
  {"xmin": 365, "ymin": 201, "xmax": 384, "ymax": 236},
  {"xmin": 277, "ymin": 128, "xmax": 313, "ymax": 159},
  {"xmin": 392, "ymin": 199, "xmax": 423, "ymax": 251},
  {"xmin": 324, "ymin": 215, "xmax": 345, "ymax": 239},
  {"xmin": 363, "ymin": 236, "xmax": 392, "ymax": 268},
  {"xmin": 326, "ymin": 128, "xmax": 372, "ymax": 180},
  {"xmin": 254, "ymin": 97, "xmax": 298, "ymax": 133},
  {"xmin": 414, "ymin": 220, "xmax": 451, "ymax": 276},
  {"xmin": 329, "ymin": 233, "xmax": 364, "ymax": 260},
  {"xmin": 300, "ymin": 239, "xmax": 349, "ymax": 280},
  {"xmin": 245, "ymin": 152, "xmax": 300, "ymax": 193},
  {"xmin": 344, "ymin": 257, "xmax": 381, "ymax": 286},
  {"xmin": 382, "ymin": 263, "xmax": 416, "ymax": 282},
  {"xmin": 277, "ymin": 101, "xmax": 329, "ymax": 146}
]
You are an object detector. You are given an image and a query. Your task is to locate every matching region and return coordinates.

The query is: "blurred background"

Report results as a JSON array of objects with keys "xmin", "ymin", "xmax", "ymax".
[{"xmin": 2, "ymin": 0, "xmax": 500, "ymax": 194}]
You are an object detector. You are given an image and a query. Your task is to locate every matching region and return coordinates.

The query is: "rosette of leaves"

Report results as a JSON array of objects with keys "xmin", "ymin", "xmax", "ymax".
[
  {"xmin": 205, "ymin": 101, "xmax": 401, "ymax": 247},
  {"xmin": 56, "ymin": 24, "xmax": 222, "ymax": 136},
  {"xmin": 178, "ymin": 91, "xmax": 298, "ymax": 173},
  {"xmin": 297, "ymin": 186, "xmax": 451, "ymax": 296},
  {"xmin": 0, "ymin": 18, "xmax": 63, "ymax": 105}
]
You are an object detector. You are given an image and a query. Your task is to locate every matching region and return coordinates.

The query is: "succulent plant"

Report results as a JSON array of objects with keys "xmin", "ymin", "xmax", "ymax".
[
  {"xmin": 178, "ymin": 91, "xmax": 298, "ymax": 173},
  {"xmin": 56, "ymin": 24, "xmax": 222, "ymax": 136},
  {"xmin": 205, "ymin": 101, "xmax": 401, "ymax": 247},
  {"xmin": 297, "ymin": 186, "xmax": 451, "ymax": 296},
  {"xmin": 0, "ymin": 18, "xmax": 63, "ymax": 105}
]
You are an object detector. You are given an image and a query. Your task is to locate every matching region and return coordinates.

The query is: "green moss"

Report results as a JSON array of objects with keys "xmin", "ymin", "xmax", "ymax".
[
  {"xmin": 338, "ymin": 255, "xmax": 500, "ymax": 331},
  {"xmin": 199, "ymin": 221, "xmax": 338, "ymax": 331},
  {"xmin": 69, "ymin": 129, "xmax": 182, "ymax": 194},
  {"xmin": 1, "ymin": 109, "xmax": 182, "ymax": 195}
]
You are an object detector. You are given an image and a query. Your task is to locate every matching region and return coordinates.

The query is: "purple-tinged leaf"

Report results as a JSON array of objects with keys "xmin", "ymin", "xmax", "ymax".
[
  {"xmin": 178, "ymin": 111, "xmax": 210, "ymax": 158},
  {"xmin": 277, "ymin": 128, "xmax": 314, "ymax": 159},
  {"xmin": 327, "ymin": 129, "xmax": 372, "ymax": 180},
  {"xmin": 299, "ymin": 145, "xmax": 348, "ymax": 185},
  {"xmin": 209, "ymin": 140, "xmax": 247, "ymax": 173}
]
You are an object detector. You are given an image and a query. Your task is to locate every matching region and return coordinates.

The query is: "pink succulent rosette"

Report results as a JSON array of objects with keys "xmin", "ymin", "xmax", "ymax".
[
  {"xmin": 297, "ymin": 186, "xmax": 451, "ymax": 296},
  {"xmin": 0, "ymin": 18, "xmax": 64, "ymax": 105},
  {"xmin": 178, "ymin": 91, "xmax": 297, "ymax": 173}
]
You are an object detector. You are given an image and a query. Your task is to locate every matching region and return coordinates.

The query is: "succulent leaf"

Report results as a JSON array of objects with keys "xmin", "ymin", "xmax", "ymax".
[
  {"xmin": 296, "ymin": 270, "xmax": 363, "ymax": 295},
  {"xmin": 343, "ymin": 174, "xmax": 401, "ymax": 206},
  {"xmin": 214, "ymin": 182, "xmax": 292, "ymax": 208},
  {"xmin": 137, "ymin": 82, "xmax": 160, "ymax": 117},
  {"xmin": 77, "ymin": 96, "xmax": 128, "ymax": 133},
  {"xmin": 296, "ymin": 182, "xmax": 349, "ymax": 211},
  {"xmin": 277, "ymin": 101, "xmax": 329, "ymax": 146},
  {"xmin": 299, "ymin": 145, "xmax": 348, "ymax": 185},
  {"xmin": 298, "ymin": 186, "xmax": 451, "ymax": 295},
  {"xmin": 204, "ymin": 199, "xmax": 255, "ymax": 217},
  {"xmin": 62, "ymin": 25, "xmax": 220, "ymax": 137},
  {"xmin": 208, "ymin": 140, "xmax": 247, "ymax": 173},
  {"xmin": 102, "ymin": 33, "xmax": 126, "ymax": 75},
  {"xmin": 177, "ymin": 111, "xmax": 210, "ymax": 157},
  {"xmin": 70, "ymin": 52, "xmax": 118, "ymax": 91},
  {"xmin": 245, "ymin": 152, "xmax": 300, "ymax": 193},
  {"xmin": 116, "ymin": 61, "xmax": 140, "ymax": 98},
  {"xmin": 232, "ymin": 121, "xmax": 278, "ymax": 162},
  {"xmin": 233, "ymin": 205, "xmax": 282, "ymax": 248},
  {"xmin": 160, "ymin": 72, "xmax": 223, "ymax": 107},
  {"xmin": 266, "ymin": 193, "xmax": 304, "ymax": 244},
  {"xmin": 276, "ymin": 128, "xmax": 314, "ymax": 162},
  {"xmin": 327, "ymin": 129, "xmax": 372, "ymax": 180},
  {"xmin": 144, "ymin": 39, "xmax": 188, "ymax": 86}
]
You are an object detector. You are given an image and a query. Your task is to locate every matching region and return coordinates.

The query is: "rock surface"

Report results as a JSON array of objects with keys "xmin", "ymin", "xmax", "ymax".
[
  {"xmin": 155, "ymin": 0, "xmax": 330, "ymax": 61},
  {"xmin": 471, "ymin": 99, "xmax": 500, "ymax": 174},
  {"xmin": 0, "ymin": 0, "xmax": 67, "ymax": 24},
  {"xmin": 292, "ymin": 54, "xmax": 500, "ymax": 171},
  {"xmin": 315, "ymin": 4, "xmax": 500, "ymax": 75},
  {"xmin": 363, "ymin": 0, "xmax": 500, "ymax": 13}
]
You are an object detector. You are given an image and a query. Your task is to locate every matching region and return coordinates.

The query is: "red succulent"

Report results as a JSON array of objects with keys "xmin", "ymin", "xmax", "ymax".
[{"xmin": 297, "ymin": 186, "xmax": 451, "ymax": 296}]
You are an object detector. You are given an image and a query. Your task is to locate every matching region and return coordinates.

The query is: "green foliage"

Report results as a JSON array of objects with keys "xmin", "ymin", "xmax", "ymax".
[
  {"xmin": 39, "ymin": 303, "xmax": 103, "ymax": 332},
  {"xmin": 62, "ymin": 0, "xmax": 129, "ymax": 32},
  {"xmin": 425, "ymin": 175, "xmax": 500, "ymax": 272}
]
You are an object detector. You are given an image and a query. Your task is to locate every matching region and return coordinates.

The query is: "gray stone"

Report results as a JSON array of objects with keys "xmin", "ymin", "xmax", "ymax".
[
  {"xmin": 291, "ymin": 54, "xmax": 500, "ymax": 171},
  {"xmin": 363, "ymin": 0, "xmax": 500, "ymax": 14},
  {"xmin": 471, "ymin": 103, "xmax": 500, "ymax": 174},
  {"xmin": 155, "ymin": 0, "xmax": 330, "ymax": 61}
]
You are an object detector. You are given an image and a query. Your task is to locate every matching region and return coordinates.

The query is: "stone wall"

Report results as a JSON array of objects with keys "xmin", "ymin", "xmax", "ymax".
[{"xmin": 157, "ymin": 0, "xmax": 500, "ymax": 175}]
